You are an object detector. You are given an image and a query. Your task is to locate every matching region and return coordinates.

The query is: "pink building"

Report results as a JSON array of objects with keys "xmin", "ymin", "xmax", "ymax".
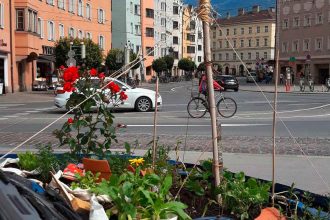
[
  {"xmin": 1, "ymin": 0, "xmax": 111, "ymax": 93},
  {"xmin": 279, "ymin": 0, "xmax": 330, "ymax": 84},
  {"xmin": 141, "ymin": 0, "xmax": 155, "ymax": 81}
]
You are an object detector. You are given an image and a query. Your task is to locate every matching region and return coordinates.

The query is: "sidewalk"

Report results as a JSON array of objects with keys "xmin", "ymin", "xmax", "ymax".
[
  {"xmin": 240, "ymin": 84, "xmax": 329, "ymax": 94},
  {"xmin": 0, "ymin": 91, "xmax": 55, "ymax": 103}
]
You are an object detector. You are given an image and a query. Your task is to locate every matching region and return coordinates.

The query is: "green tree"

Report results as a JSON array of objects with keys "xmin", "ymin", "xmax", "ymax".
[
  {"xmin": 130, "ymin": 52, "xmax": 141, "ymax": 70},
  {"xmin": 178, "ymin": 58, "xmax": 196, "ymax": 72},
  {"xmin": 105, "ymin": 49, "xmax": 125, "ymax": 72},
  {"xmin": 152, "ymin": 58, "xmax": 167, "ymax": 76},
  {"xmin": 197, "ymin": 62, "xmax": 206, "ymax": 72},
  {"xmin": 163, "ymin": 55, "xmax": 174, "ymax": 73},
  {"xmin": 54, "ymin": 37, "xmax": 103, "ymax": 69}
]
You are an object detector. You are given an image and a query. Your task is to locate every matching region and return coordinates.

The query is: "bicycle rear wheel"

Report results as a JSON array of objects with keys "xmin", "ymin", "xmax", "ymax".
[
  {"xmin": 217, "ymin": 97, "xmax": 237, "ymax": 118},
  {"xmin": 187, "ymin": 97, "xmax": 207, "ymax": 118}
]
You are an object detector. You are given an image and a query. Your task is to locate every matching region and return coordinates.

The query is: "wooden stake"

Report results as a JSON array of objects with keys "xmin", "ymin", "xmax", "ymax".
[
  {"xmin": 272, "ymin": 50, "xmax": 280, "ymax": 206},
  {"xmin": 152, "ymin": 77, "xmax": 159, "ymax": 168}
]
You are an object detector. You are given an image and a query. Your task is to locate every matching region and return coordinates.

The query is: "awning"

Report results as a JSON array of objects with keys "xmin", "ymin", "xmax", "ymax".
[{"xmin": 38, "ymin": 55, "xmax": 56, "ymax": 63}]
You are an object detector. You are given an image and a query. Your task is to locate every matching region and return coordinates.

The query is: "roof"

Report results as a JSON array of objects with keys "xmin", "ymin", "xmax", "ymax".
[{"xmin": 215, "ymin": 9, "xmax": 276, "ymax": 26}]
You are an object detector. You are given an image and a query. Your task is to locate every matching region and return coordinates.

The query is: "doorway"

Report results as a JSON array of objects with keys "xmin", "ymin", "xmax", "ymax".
[
  {"xmin": 0, "ymin": 58, "xmax": 4, "ymax": 94},
  {"xmin": 319, "ymin": 68, "xmax": 329, "ymax": 84},
  {"xmin": 239, "ymin": 65, "xmax": 244, "ymax": 76},
  {"xmin": 225, "ymin": 66, "xmax": 229, "ymax": 74},
  {"xmin": 18, "ymin": 62, "xmax": 26, "ymax": 92}
]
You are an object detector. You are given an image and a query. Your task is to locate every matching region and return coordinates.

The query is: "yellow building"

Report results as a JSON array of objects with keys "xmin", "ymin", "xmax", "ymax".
[
  {"xmin": 211, "ymin": 6, "xmax": 276, "ymax": 76},
  {"xmin": 182, "ymin": 5, "xmax": 204, "ymax": 67}
]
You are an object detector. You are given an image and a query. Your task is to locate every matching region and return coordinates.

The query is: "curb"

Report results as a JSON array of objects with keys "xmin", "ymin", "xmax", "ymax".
[{"xmin": 240, "ymin": 88, "xmax": 330, "ymax": 94}]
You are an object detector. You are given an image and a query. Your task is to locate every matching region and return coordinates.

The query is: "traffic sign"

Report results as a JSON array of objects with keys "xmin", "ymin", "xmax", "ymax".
[{"xmin": 289, "ymin": 56, "xmax": 296, "ymax": 62}]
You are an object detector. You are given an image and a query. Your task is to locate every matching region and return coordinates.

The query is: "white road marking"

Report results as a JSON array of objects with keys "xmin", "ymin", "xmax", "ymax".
[
  {"xmin": 15, "ymin": 113, "xmax": 30, "ymax": 116},
  {"xmin": 5, "ymin": 115, "xmax": 19, "ymax": 118},
  {"xmin": 170, "ymin": 86, "xmax": 185, "ymax": 92},
  {"xmin": 0, "ymin": 118, "xmax": 8, "ymax": 120},
  {"xmin": 125, "ymin": 124, "xmax": 270, "ymax": 127},
  {"xmin": 25, "ymin": 111, "xmax": 40, "ymax": 113},
  {"xmin": 0, "ymin": 104, "xmax": 25, "ymax": 107}
]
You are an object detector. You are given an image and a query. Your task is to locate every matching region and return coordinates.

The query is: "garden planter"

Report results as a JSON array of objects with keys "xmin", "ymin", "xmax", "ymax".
[{"xmin": 82, "ymin": 158, "xmax": 111, "ymax": 182}]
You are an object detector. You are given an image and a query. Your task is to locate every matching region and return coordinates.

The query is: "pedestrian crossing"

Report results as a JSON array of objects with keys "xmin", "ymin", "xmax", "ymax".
[{"xmin": 0, "ymin": 104, "xmax": 56, "ymax": 121}]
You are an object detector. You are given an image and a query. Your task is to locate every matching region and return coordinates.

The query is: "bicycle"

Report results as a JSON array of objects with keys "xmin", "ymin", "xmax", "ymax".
[{"xmin": 187, "ymin": 90, "xmax": 237, "ymax": 118}]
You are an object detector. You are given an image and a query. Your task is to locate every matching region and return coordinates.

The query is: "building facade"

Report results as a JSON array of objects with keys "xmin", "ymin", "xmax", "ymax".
[
  {"xmin": 112, "ymin": 0, "xmax": 141, "ymax": 54},
  {"xmin": 182, "ymin": 5, "xmax": 204, "ymax": 67},
  {"xmin": 279, "ymin": 0, "xmax": 330, "ymax": 84},
  {"xmin": 171, "ymin": 0, "xmax": 183, "ymax": 76},
  {"xmin": 4, "ymin": 0, "xmax": 111, "ymax": 93},
  {"xmin": 211, "ymin": 6, "xmax": 276, "ymax": 76}
]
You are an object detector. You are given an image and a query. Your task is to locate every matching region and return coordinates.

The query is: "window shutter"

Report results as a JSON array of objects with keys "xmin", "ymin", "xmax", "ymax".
[
  {"xmin": 103, "ymin": 10, "xmax": 105, "ymax": 23},
  {"xmin": 47, "ymin": 22, "xmax": 51, "ymax": 40},
  {"xmin": 0, "ymin": 3, "xmax": 4, "ymax": 28},
  {"xmin": 52, "ymin": 22, "xmax": 55, "ymax": 40},
  {"xmin": 81, "ymin": 1, "xmax": 84, "ymax": 17},
  {"xmin": 40, "ymin": 19, "xmax": 44, "ymax": 38}
]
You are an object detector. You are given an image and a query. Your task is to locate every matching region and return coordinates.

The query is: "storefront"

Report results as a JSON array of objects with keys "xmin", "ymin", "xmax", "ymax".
[{"xmin": 0, "ymin": 53, "xmax": 9, "ymax": 94}]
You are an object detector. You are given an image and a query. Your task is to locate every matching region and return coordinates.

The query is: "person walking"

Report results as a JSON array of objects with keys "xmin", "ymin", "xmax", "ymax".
[{"xmin": 280, "ymin": 73, "xmax": 284, "ymax": 84}]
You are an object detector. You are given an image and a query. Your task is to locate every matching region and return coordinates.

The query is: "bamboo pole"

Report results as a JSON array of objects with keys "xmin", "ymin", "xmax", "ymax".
[
  {"xmin": 152, "ymin": 77, "xmax": 159, "ymax": 168},
  {"xmin": 199, "ymin": 0, "xmax": 221, "ymax": 192},
  {"xmin": 272, "ymin": 50, "xmax": 280, "ymax": 206}
]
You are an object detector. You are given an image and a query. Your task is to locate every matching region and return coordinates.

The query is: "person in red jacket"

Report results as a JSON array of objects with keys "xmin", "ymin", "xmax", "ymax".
[{"xmin": 199, "ymin": 73, "xmax": 223, "ymax": 96}]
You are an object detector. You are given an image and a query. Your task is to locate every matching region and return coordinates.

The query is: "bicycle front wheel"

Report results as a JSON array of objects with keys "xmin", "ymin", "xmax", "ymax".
[
  {"xmin": 187, "ymin": 97, "xmax": 207, "ymax": 118},
  {"xmin": 217, "ymin": 97, "xmax": 237, "ymax": 118}
]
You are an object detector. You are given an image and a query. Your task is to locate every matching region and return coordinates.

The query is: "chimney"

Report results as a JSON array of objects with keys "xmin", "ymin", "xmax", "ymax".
[
  {"xmin": 252, "ymin": 5, "xmax": 260, "ymax": 13},
  {"xmin": 238, "ymin": 8, "xmax": 245, "ymax": 16},
  {"xmin": 226, "ymin": 12, "xmax": 230, "ymax": 19}
]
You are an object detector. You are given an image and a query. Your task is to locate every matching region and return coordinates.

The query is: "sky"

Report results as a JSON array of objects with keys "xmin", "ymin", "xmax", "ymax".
[{"xmin": 184, "ymin": 0, "xmax": 275, "ymax": 16}]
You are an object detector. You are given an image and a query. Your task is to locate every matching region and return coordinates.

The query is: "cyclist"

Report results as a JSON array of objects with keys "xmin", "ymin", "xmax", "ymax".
[{"xmin": 199, "ymin": 73, "xmax": 223, "ymax": 96}]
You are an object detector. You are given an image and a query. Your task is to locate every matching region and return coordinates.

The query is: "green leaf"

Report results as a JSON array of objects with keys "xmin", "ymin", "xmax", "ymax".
[
  {"xmin": 81, "ymin": 135, "xmax": 89, "ymax": 145},
  {"xmin": 160, "ymin": 175, "xmax": 172, "ymax": 196}
]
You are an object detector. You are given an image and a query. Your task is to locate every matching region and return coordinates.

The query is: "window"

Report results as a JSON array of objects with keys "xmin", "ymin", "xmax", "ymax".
[
  {"xmin": 264, "ymin": 38, "xmax": 268, "ymax": 46},
  {"xmin": 187, "ymin": 34, "xmax": 195, "ymax": 42},
  {"xmin": 161, "ymin": 18, "xmax": 166, "ymax": 27},
  {"xmin": 233, "ymin": 39, "xmax": 237, "ymax": 48},
  {"xmin": 213, "ymin": 31, "xmax": 216, "ymax": 38},
  {"xmin": 135, "ymin": 25, "xmax": 141, "ymax": 35},
  {"xmin": 218, "ymin": 53, "xmax": 222, "ymax": 60},
  {"xmin": 146, "ymin": 28, "xmax": 154, "ymax": 37},
  {"xmin": 248, "ymin": 52, "xmax": 251, "ymax": 60},
  {"xmin": 293, "ymin": 17, "xmax": 299, "ymax": 27},
  {"xmin": 0, "ymin": 2, "xmax": 4, "ymax": 28},
  {"xmin": 59, "ymin": 24, "xmax": 64, "ymax": 38},
  {"xmin": 226, "ymin": 41, "xmax": 229, "ymax": 48},
  {"xmin": 68, "ymin": 0, "xmax": 75, "ymax": 13},
  {"xmin": 256, "ymin": 39, "xmax": 260, "ymax": 47},
  {"xmin": 78, "ymin": 30, "xmax": 83, "ymax": 39},
  {"xmin": 198, "ymin": 56, "xmax": 202, "ymax": 62},
  {"xmin": 233, "ymin": 28, "xmax": 237, "ymax": 35},
  {"xmin": 316, "ymin": 13, "xmax": 323, "ymax": 24},
  {"xmin": 78, "ymin": 0, "xmax": 83, "ymax": 16},
  {"xmin": 37, "ymin": 18, "xmax": 44, "ymax": 38},
  {"xmin": 304, "ymin": 15, "xmax": 311, "ymax": 26},
  {"xmin": 173, "ymin": 21, "xmax": 178, "ymax": 29},
  {"xmin": 58, "ymin": 0, "xmax": 65, "ymax": 10},
  {"xmin": 219, "ymin": 40, "xmax": 222, "ymax": 48},
  {"xmin": 173, "ymin": 6, "xmax": 179, "ymax": 15},
  {"xmin": 86, "ymin": 32, "xmax": 91, "ymax": 39},
  {"xmin": 173, "ymin": 36, "xmax": 178, "ymax": 44},
  {"xmin": 69, "ymin": 27, "xmax": 75, "ymax": 38},
  {"xmin": 240, "ymin": 27, "xmax": 244, "ymax": 34},
  {"xmin": 190, "ymin": 21, "xmax": 196, "ymax": 30},
  {"xmin": 198, "ymin": 45, "xmax": 202, "ymax": 51},
  {"xmin": 264, "ymin": 52, "xmax": 268, "ymax": 59},
  {"xmin": 146, "ymin": 47, "xmax": 154, "ymax": 56},
  {"xmin": 98, "ymin": 9, "xmax": 105, "ymax": 24},
  {"xmin": 198, "ymin": 32, "xmax": 202, "ymax": 39},
  {"xmin": 219, "ymin": 30, "xmax": 222, "ymax": 36},
  {"xmin": 130, "ymin": 2, "xmax": 133, "ymax": 13},
  {"xmin": 282, "ymin": 42, "xmax": 288, "ymax": 52},
  {"xmin": 248, "ymin": 39, "xmax": 252, "ymax": 47},
  {"xmin": 47, "ymin": 21, "xmax": 55, "ymax": 41},
  {"xmin": 16, "ymin": 9, "xmax": 24, "ymax": 30},
  {"xmin": 130, "ymin": 23, "xmax": 133, "ymax": 33},
  {"xmin": 264, "ymin": 26, "xmax": 269, "ymax": 32},
  {"xmin": 134, "ymin": 4, "xmax": 140, "ymax": 15},
  {"xmin": 240, "ymin": 39, "xmax": 244, "ymax": 47},
  {"xmin": 303, "ymin": 39, "xmax": 310, "ymax": 51},
  {"xmin": 233, "ymin": 53, "xmax": 236, "ymax": 60},
  {"xmin": 315, "ymin": 38, "xmax": 323, "ymax": 50},
  {"xmin": 225, "ymin": 53, "xmax": 229, "ymax": 60},
  {"xmin": 283, "ymin": 19, "xmax": 289, "ymax": 29},
  {"xmin": 98, "ymin": 35, "xmax": 104, "ymax": 50},
  {"xmin": 161, "ymin": 2, "xmax": 166, "ymax": 11},
  {"xmin": 256, "ymin": 26, "xmax": 260, "ymax": 33},
  {"xmin": 187, "ymin": 46, "xmax": 195, "ymax": 54},
  {"xmin": 240, "ymin": 53, "xmax": 244, "ymax": 60},
  {"xmin": 256, "ymin": 52, "xmax": 259, "ymax": 59},
  {"xmin": 86, "ymin": 3, "xmax": 91, "ymax": 20},
  {"xmin": 146, "ymin": 8, "xmax": 154, "ymax": 18},
  {"xmin": 249, "ymin": 27, "xmax": 252, "ymax": 34},
  {"xmin": 161, "ymin": 33, "xmax": 166, "ymax": 41},
  {"xmin": 292, "ymin": 40, "xmax": 299, "ymax": 52},
  {"xmin": 226, "ymin": 28, "xmax": 229, "ymax": 35},
  {"xmin": 212, "ymin": 41, "xmax": 216, "ymax": 49},
  {"xmin": 173, "ymin": 52, "xmax": 179, "ymax": 59},
  {"xmin": 46, "ymin": 0, "xmax": 54, "ymax": 5},
  {"xmin": 28, "ymin": 9, "xmax": 38, "ymax": 33}
]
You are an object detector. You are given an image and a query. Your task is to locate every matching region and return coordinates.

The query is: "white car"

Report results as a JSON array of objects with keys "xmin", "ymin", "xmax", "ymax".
[{"xmin": 54, "ymin": 78, "xmax": 162, "ymax": 112}]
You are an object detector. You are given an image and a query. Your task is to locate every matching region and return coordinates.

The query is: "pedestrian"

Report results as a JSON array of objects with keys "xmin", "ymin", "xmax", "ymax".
[{"xmin": 280, "ymin": 73, "xmax": 284, "ymax": 84}]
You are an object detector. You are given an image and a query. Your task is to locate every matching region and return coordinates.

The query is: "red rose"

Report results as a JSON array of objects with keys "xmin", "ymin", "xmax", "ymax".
[
  {"xmin": 59, "ymin": 65, "xmax": 66, "ymax": 70},
  {"xmin": 107, "ymin": 81, "xmax": 120, "ymax": 94},
  {"xmin": 90, "ymin": 68, "xmax": 98, "ymax": 76},
  {"xmin": 63, "ymin": 82, "xmax": 75, "ymax": 92},
  {"xmin": 120, "ymin": 91, "xmax": 128, "ymax": 100},
  {"xmin": 67, "ymin": 118, "xmax": 74, "ymax": 124},
  {"xmin": 63, "ymin": 66, "xmax": 79, "ymax": 82},
  {"xmin": 98, "ymin": 72, "xmax": 105, "ymax": 79}
]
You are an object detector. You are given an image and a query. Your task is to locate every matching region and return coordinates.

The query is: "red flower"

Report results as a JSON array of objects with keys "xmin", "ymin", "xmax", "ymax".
[
  {"xmin": 107, "ymin": 81, "xmax": 120, "ymax": 94},
  {"xmin": 59, "ymin": 65, "xmax": 66, "ymax": 70},
  {"xmin": 90, "ymin": 68, "xmax": 98, "ymax": 76},
  {"xmin": 63, "ymin": 82, "xmax": 75, "ymax": 92},
  {"xmin": 98, "ymin": 72, "xmax": 105, "ymax": 79},
  {"xmin": 120, "ymin": 91, "xmax": 128, "ymax": 100},
  {"xmin": 67, "ymin": 118, "xmax": 74, "ymax": 124},
  {"xmin": 63, "ymin": 66, "xmax": 79, "ymax": 82}
]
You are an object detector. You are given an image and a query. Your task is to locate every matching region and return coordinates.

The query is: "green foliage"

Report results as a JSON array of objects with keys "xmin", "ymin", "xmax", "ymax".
[
  {"xmin": 54, "ymin": 37, "xmax": 103, "ymax": 69},
  {"xmin": 36, "ymin": 144, "xmax": 60, "ymax": 182},
  {"xmin": 178, "ymin": 58, "xmax": 196, "ymax": 72},
  {"xmin": 129, "ymin": 52, "xmax": 141, "ymax": 70},
  {"xmin": 216, "ymin": 171, "xmax": 271, "ymax": 219},
  {"xmin": 197, "ymin": 62, "xmax": 206, "ymax": 72},
  {"xmin": 163, "ymin": 55, "xmax": 175, "ymax": 72},
  {"xmin": 152, "ymin": 58, "xmax": 168, "ymax": 74},
  {"xmin": 18, "ymin": 151, "xmax": 39, "ymax": 171},
  {"xmin": 105, "ymin": 49, "xmax": 124, "ymax": 71},
  {"xmin": 71, "ymin": 171, "xmax": 100, "ymax": 190}
]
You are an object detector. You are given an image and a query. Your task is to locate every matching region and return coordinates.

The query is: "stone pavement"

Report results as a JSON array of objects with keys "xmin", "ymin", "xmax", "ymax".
[{"xmin": 1, "ymin": 132, "xmax": 329, "ymax": 156}]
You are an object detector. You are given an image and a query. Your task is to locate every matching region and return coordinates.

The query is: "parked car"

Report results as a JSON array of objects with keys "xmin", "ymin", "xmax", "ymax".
[
  {"xmin": 246, "ymin": 72, "xmax": 257, "ymax": 83},
  {"xmin": 214, "ymin": 75, "xmax": 239, "ymax": 92},
  {"xmin": 54, "ymin": 77, "xmax": 162, "ymax": 112},
  {"xmin": 32, "ymin": 78, "xmax": 48, "ymax": 91}
]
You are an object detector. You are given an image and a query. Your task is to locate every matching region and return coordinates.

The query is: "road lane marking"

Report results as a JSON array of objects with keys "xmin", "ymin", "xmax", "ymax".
[
  {"xmin": 25, "ymin": 111, "xmax": 40, "ymax": 113},
  {"xmin": 5, "ymin": 115, "xmax": 19, "ymax": 118},
  {"xmin": 171, "ymin": 86, "xmax": 185, "ymax": 92},
  {"xmin": 15, "ymin": 113, "xmax": 30, "ymax": 116},
  {"xmin": 125, "ymin": 124, "xmax": 270, "ymax": 127},
  {"xmin": 0, "ymin": 118, "xmax": 8, "ymax": 120}
]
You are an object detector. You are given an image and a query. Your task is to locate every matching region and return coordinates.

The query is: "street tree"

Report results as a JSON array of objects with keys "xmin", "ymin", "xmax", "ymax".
[
  {"xmin": 130, "ymin": 52, "xmax": 141, "ymax": 70},
  {"xmin": 152, "ymin": 58, "xmax": 167, "ymax": 76},
  {"xmin": 197, "ymin": 62, "xmax": 206, "ymax": 72},
  {"xmin": 163, "ymin": 55, "xmax": 174, "ymax": 74},
  {"xmin": 178, "ymin": 58, "xmax": 196, "ymax": 72},
  {"xmin": 105, "ymin": 49, "xmax": 125, "ymax": 72}
]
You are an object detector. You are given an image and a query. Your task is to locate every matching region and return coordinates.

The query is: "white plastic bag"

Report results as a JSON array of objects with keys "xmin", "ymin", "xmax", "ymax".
[{"xmin": 89, "ymin": 194, "xmax": 108, "ymax": 220}]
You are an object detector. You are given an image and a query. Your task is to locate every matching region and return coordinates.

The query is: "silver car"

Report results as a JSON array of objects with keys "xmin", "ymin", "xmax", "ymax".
[{"xmin": 246, "ymin": 72, "xmax": 257, "ymax": 83}]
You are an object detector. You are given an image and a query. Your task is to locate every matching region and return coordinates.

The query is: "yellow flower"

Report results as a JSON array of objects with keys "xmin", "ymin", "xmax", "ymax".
[{"xmin": 129, "ymin": 158, "xmax": 145, "ymax": 166}]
